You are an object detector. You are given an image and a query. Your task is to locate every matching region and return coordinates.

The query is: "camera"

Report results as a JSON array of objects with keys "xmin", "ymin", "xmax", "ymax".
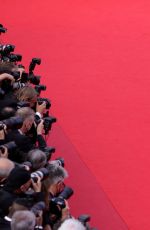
[
  {"xmin": 29, "ymin": 58, "xmax": 41, "ymax": 74},
  {"xmin": 44, "ymin": 146, "xmax": 55, "ymax": 161},
  {"xmin": 11, "ymin": 71, "xmax": 21, "ymax": 81},
  {"xmin": 37, "ymin": 98, "xmax": 51, "ymax": 110},
  {"xmin": 17, "ymin": 101, "xmax": 30, "ymax": 109},
  {"xmin": 35, "ymin": 85, "xmax": 46, "ymax": 95},
  {"xmin": 0, "ymin": 116, "xmax": 23, "ymax": 130},
  {"xmin": 0, "ymin": 141, "xmax": 17, "ymax": 155},
  {"xmin": 0, "ymin": 24, "xmax": 7, "ymax": 33},
  {"xmin": 55, "ymin": 157, "xmax": 65, "ymax": 167},
  {"xmin": 29, "ymin": 74, "xmax": 41, "ymax": 85},
  {"xmin": 51, "ymin": 186, "xmax": 74, "ymax": 209},
  {"xmin": 31, "ymin": 167, "xmax": 49, "ymax": 183},
  {"xmin": 0, "ymin": 44, "xmax": 15, "ymax": 56},
  {"xmin": 49, "ymin": 186, "xmax": 73, "ymax": 221},
  {"xmin": 5, "ymin": 53, "xmax": 22, "ymax": 62},
  {"xmin": 20, "ymin": 72, "xmax": 41, "ymax": 85},
  {"xmin": 43, "ymin": 116, "xmax": 57, "ymax": 134}
]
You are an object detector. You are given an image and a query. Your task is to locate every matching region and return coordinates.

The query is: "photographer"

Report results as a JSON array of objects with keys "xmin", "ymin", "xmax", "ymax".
[
  {"xmin": 42, "ymin": 163, "xmax": 70, "ymax": 229},
  {"xmin": 0, "ymin": 198, "xmax": 29, "ymax": 230},
  {"xmin": 5, "ymin": 107, "xmax": 35, "ymax": 162},
  {"xmin": 0, "ymin": 27, "xmax": 97, "ymax": 229},
  {"xmin": 0, "ymin": 167, "xmax": 43, "ymax": 218},
  {"xmin": 5, "ymin": 107, "xmax": 46, "ymax": 163}
]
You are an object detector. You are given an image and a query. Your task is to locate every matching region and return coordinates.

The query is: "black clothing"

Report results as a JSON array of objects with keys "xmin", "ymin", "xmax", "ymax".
[
  {"xmin": 0, "ymin": 189, "xmax": 44, "ymax": 217},
  {"xmin": 5, "ymin": 129, "xmax": 46, "ymax": 163},
  {"xmin": 4, "ymin": 167, "xmax": 31, "ymax": 192},
  {"xmin": 0, "ymin": 190, "xmax": 17, "ymax": 217},
  {"xmin": 0, "ymin": 217, "xmax": 11, "ymax": 230},
  {"xmin": 6, "ymin": 129, "xmax": 33, "ymax": 162}
]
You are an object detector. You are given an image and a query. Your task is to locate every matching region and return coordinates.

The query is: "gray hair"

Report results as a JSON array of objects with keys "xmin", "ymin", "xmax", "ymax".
[
  {"xmin": 0, "ymin": 158, "xmax": 14, "ymax": 179},
  {"xmin": 27, "ymin": 149, "xmax": 47, "ymax": 170},
  {"xmin": 43, "ymin": 162, "xmax": 68, "ymax": 187},
  {"xmin": 58, "ymin": 218, "xmax": 86, "ymax": 230},
  {"xmin": 16, "ymin": 107, "xmax": 35, "ymax": 121},
  {"xmin": 11, "ymin": 210, "xmax": 36, "ymax": 230}
]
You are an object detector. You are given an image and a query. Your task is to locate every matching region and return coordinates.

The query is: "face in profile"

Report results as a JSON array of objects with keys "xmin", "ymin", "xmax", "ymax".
[{"xmin": 23, "ymin": 116, "xmax": 34, "ymax": 133}]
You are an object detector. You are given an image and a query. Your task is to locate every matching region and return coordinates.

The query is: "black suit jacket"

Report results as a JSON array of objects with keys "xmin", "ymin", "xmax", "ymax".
[
  {"xmin": 6, "ymin": 130, "xmax": 33, "ymax": 163},
  {"xmin": 6, "ymin": 128, "xmax": 46, "ymax": 163},
  {"xmin": 0, "ymin": 217, "xmax": 11, "ymax": 230}
]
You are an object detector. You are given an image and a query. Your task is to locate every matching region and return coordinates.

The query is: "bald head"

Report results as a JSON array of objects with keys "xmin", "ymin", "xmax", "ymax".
[{"xmin": 0, "ymin": 158, "xmax": 14, "ymax": 181}]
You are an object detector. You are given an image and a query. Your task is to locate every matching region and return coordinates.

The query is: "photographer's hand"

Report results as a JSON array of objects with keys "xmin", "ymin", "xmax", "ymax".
[
  {"xmin": 61, "ymin": 200, "xmax": 70, "ymax": 221},
  {"xmin": 37, "ymin": 120, "xmax": 44, "ymax": 135},
  {"xmin": 36, "ymin": 101, "xmax": 46, "ymax": 115},
  {"xmin": 31, "ymin": 176, "xmax": 42, "ymax": 193},
  {"xmin": 18, "ymin": 67, "xmax": 25, "ymax": 78},
  {"xmin": 0, "ymin": 129, "xmax": 5, "ymax": 140},
  {"xmin": 0, "ymin": 73, "xmax": 14, "ymax": 83},
  {"xmin": 35, "ymin": 210, "xmax": 43, "ymax": 227},
  {"xmin": 0, "ymin": 146, "xmax": 8, "ymax": 158}
]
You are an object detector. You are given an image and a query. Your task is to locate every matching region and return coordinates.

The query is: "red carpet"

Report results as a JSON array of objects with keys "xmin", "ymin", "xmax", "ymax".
[{"xmin": 1, "ymin": 1, "xmax": 150, "ymax": 229}]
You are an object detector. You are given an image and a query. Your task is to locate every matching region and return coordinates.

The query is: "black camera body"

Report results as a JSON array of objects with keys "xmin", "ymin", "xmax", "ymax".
[
  {"xmin": 51, "ymin": 186, "xmax": 74, "ymax": 209},
  {"xmin": 6, "ymin": 53, "xmax": 22, "ymax": 62},
  {"xmin": 29, "ymin": 74, "xmax": 41, "ymax": 85},
  {"xmin": 0, "ymin": 44, "xmax": 15, "ymax": 56},
  {"xmin": 11, "ymin": 71, "xmax": 20, "ymax": 81},
  {"xmin": 43, "ymin": 116, "xmax": 57, "ymax": 134},
  {"xmin": 44, "ymin": 146, "xmax": 55, "ymax": 161},
  {"xmin": 29, "ymin": 58, "xmax": 41, "ymax": 74},
  {"xmin": 49, "ymin": 186, "xmax": 73, "ymax": 222},
  {"xmin": 55, "ymin": 157, "xmax": 65, "ymax": 168},
  {"xmin": 0, "ymin": 24, "xmax": 7, "ymax": 33},
  {"xmin": 35, "ymin": 85, "xmax": 46, "ymax": 95},
  {"xmin": 37, "ymin": 98, "xmax": 51, "ymax": 110},
  {"xmin": 20, "ymin": 72, "xmax": 41, "ymax": 85}
]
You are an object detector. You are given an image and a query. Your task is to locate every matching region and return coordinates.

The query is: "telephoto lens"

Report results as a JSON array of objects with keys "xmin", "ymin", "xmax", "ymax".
[
  {"xmin": 43, "ymin": 116, "xmax": 57, "ymax": 134},
  {"xmin": 28, "ymin": 74, "xmax": 41, "ymax": 85},
  {"xmin": 58, "ymin": 186, "xmax": 74, "ymax": 200},
  {"xmin": 29, "ymin": 58, "xmax": 41, "ymax": 73},
  {"xmin": 50, "ymin": 186, "xmax": 74, "ymax": 211},
  {"xmin": 0, "ymin": 141, "xmax": 17, "ymax": 155},
  {"xmin": 44, "ymin": 146, "xmax": 55, "ymax": 161},
  {"xmin": 7, "ymin": 53, "xmax": 22, "ymax": 62},
  {"xmin": 0, "ymin": 116, "xmax": 23, "ymax": 130},
  {"xmin": 0, "ymin": 24, "xmax": 7, "ymax": 33},
  {"xmin": 0, "ymin": 44, "xmax": 15, "ymax": 55},
  {"xmin": 35, "ymin": 85, "xmax": 46, "ymax": 95},
  {"xmin": 31, "ymin": 168, "xmax": 49, "ymax": 183}
]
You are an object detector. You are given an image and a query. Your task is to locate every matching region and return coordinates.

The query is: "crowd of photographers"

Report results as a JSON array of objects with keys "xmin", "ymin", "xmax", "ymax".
[{"xmin": 0, "ymin": 24, "xmax": 97, "ymax": 230}]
